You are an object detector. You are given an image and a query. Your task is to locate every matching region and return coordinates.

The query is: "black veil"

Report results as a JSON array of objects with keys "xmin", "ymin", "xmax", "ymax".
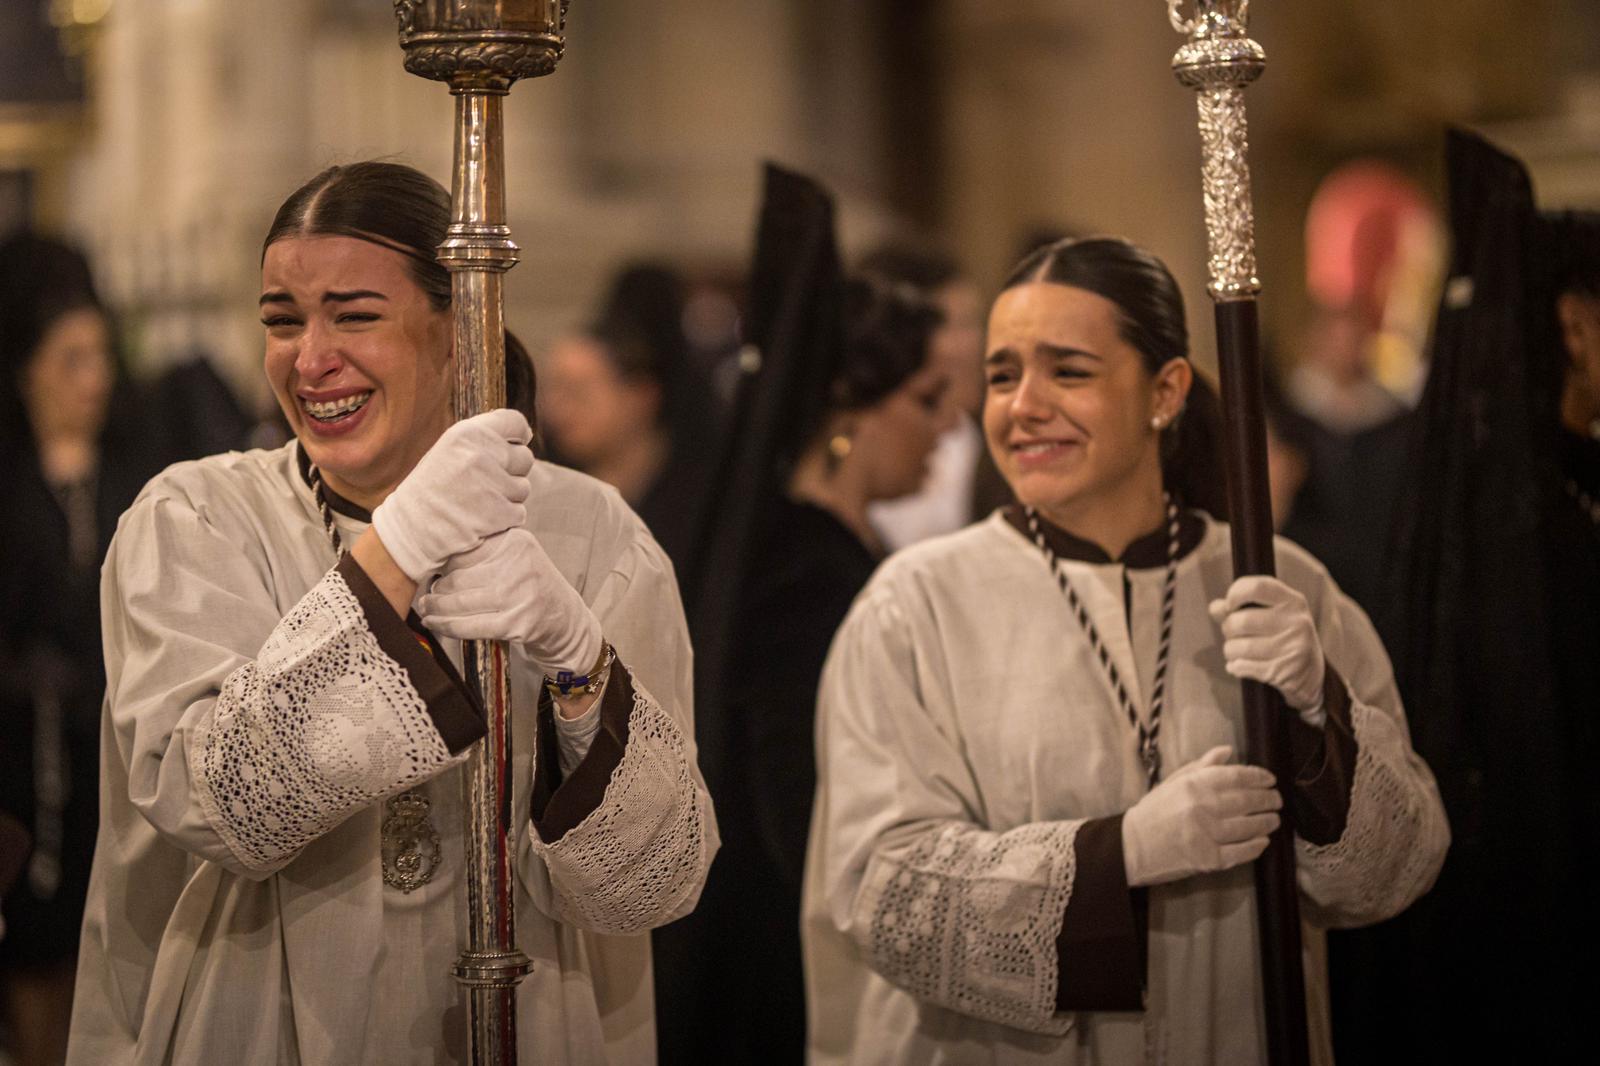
[
  {"xmin": 1330, "ymin": 128, "xmax": 1600, "ymax": 1063},
  {"xmin": 653, "ymin": 163, "xmax": 847, "ymax": 1062}
]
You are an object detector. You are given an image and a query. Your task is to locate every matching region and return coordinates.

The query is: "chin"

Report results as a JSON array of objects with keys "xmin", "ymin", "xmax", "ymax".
[
  {"xmin": 1010, "ymin": 473, "xmax": 1089, "ymax": 515},
  {"xmin": 298, "ymin": 432, "xmax": 375, "ymax": 481}
]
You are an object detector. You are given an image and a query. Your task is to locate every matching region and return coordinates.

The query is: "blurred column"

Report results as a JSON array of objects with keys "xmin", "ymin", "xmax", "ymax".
[{"xmin": 933, "ymin": 0, "xmax": 1214, "ymax": 365}]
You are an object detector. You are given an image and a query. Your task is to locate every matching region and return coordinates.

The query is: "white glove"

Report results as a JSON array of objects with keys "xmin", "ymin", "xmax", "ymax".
[
  {"xmin": 371, "ymin": 409, "xmax": 534, "ymax": 584},
  {"xmin": 1208, "ymin": 575, "xmax": 1328, "ymax": 728},
  {"xmin": 416, "ymin": 527, "xmax": 603, "ymax": 677},
  {"xmin": 1121, "ymin": 746, "xmax": 1281, "ymax": 888}
]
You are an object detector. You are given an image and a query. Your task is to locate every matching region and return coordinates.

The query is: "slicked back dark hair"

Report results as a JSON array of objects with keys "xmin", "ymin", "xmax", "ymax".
[
  {"xmin": 998, "ymin": 235, "xmax": 1226, "ymax": 517},
  {"xmin": 1003, "ymin": 236, "xmax": 1188, "ymax": 376},
  {"xmin": 262, "ymin": 162, "xmax": 452, "ymax": 311}
]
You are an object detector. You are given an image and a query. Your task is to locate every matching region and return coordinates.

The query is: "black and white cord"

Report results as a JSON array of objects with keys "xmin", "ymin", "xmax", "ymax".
[{"xmin": 1027, "ymin": 495, "xmax": 1181, "ymax": 790}]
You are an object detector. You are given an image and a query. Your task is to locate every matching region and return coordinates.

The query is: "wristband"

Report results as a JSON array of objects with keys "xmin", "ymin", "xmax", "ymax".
[{"xmin": 545, "ymin": 642, "xmax": 613, "ymax": 700}]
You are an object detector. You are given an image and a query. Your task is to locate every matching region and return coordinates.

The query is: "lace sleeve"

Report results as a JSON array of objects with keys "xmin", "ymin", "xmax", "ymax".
[
  {"xmin": 528, "ymin": 664, "xmax": 708, "ymax": 934},
  {"xmin": 809, "ymin": 580, "xmax": 1087, "ymax": 1037},
  {"xmin": 188, "ymin": 561, "xmax": 474, "ymax": 877},
  {"xmin": 1295, "ymin": 699, "xmax": 1450, "ymax": 927},
  {"xmin": 1291, "ymin": 567, "xmax": 1450, "ymax": 926},
  {"xmin": 852, "ymin": 820, "xmax": 1082, "ymax": 1035}
]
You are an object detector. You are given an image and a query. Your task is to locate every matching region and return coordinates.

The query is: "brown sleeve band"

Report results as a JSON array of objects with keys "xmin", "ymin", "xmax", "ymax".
[
  {"xmin": 335, "ymin": 554, "xmax": 485, "ymax": 755},
  {"xmin": 530, "ymin": 656, "xmax": 636, "ymax": 845},
  {"xmin": 1284, "ymin": 666, "xmax": 1358, "ymax": 846},
  {"xmin": 1055, "ymin": 815, "xmax": 1145, "ymax": 1012}
]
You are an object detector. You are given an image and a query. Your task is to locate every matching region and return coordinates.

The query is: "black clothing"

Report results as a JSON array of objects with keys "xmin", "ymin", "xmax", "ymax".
[
  {"xmin": 1280, "ymin": 410, "xmax": 1413, "ymax": 617},
  {"xmin": 0, "ymin": 443, "xmax": 154, "ymax": 967},
  {"xmin": 655, "ymin": 499, "xmax": 876, "ymax": 1064},
  {"xmin": 1328, "ymin": 130, "xmax": 1600, "ymax": 1065},
  {"xmin": 711, "ymin": 498, "xmax": 876, "ymax": 1060},
  {"xmin": 656, "ymin": 166, "xmax": 858, "ymax": 1063}
]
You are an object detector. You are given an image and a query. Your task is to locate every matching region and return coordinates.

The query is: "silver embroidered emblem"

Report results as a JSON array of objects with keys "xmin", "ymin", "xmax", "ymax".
[{"xmin": 381, "ymin": 790, "xmax": 441, "ymax": 893}]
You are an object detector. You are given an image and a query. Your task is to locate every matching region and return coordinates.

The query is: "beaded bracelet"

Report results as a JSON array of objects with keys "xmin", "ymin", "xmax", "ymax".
[{"xmin": 545, "ymin": 642, "xmax": 614, "ymax": 700}]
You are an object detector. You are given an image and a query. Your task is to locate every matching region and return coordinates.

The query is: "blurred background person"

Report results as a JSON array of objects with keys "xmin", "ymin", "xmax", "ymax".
[
  {"xmin": 540, "ymin": 262, "xmax": 717, "ymax": 576},
  {"xmin": 656, "ymin": 166, "xmax": 951, "ymax": 1063},
  {"xmin": 1273, "ymin": 163, "xmax": 1448, "ymax": 612},
  {"xmin": 0, "ymin": 232, "xmax": 155, "ymax": 1066},
  {"xmin": 858, "ymin": 243, "xmax": 1007, "ymax": 549},
  {"xmin": 1331, "ymin": 129, "xmax": 1600, "ymax": 1065}
]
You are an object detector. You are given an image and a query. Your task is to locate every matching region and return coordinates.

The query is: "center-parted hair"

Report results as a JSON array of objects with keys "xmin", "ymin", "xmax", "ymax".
[
  {"xmin": 998, "ymin": 235, "xmax": 1225, "ymax": 517},
  {"xmin": 262, "ymin": 161, "xmax": 537, "ymax": 431}
]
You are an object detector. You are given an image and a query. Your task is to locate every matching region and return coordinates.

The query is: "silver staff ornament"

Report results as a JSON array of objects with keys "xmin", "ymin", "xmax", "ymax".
[
  {"xmin": 1166, "ymin": 5, "xmax": 1310, "ymax": 1065},
  {"xmin": 394, "ymin": 4, "xmax": 571, "ymax": 1064}
]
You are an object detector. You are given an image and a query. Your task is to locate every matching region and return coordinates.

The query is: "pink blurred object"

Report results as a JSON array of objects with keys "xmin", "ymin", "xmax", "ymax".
[{"xmin": 1305, "ymin": 161, "xmax": 1436, "ymax": 327}]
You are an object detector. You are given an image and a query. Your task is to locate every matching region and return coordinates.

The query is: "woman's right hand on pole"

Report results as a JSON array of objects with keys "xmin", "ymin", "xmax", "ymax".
[
  {"xmin": 371, "ymin": 409, "xmax": 534, "ymax": 584},
  {"xmin": 1120, "ymin": 745, "xmax": 1281, "ymax": 888}
]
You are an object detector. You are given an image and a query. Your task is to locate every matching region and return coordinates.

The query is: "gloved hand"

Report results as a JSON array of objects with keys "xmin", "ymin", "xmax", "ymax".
[
  {"xmin": 416, "ymin": 527, "xmax": 603, "ymax": 678},
  {"xmin": 1208, "ymin": 575, "xmax": 1328, "ymax": 728},
  {"xmin": 1121, "ymin": 746, "xmax": 1281, "ymax": 888},
  {"xmin": 370, "ymin": 409, "xmax": 534, "ymax": 584}
]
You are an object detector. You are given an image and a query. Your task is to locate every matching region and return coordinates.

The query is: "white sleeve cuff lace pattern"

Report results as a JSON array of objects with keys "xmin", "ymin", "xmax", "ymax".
[
  {"xmin": 532, "ymin": 676, "xmax": 706, "ymax": 935},
  {"xmin": 187, "ymin": 567, "xmax": 461, "ymax": 876},
  {"xmin": 1295, "ymin": 700, "xmax": 1449, "ymax": 926},
  {"xmin": 855, "ymin": 820, "xmax": 1081, "ymax": 1036}
]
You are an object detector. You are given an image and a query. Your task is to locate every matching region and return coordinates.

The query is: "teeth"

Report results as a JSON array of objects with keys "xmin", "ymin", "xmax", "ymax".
[{"xmin": 304, "ymin": 392, "xmax": 372, "ymax": 421}]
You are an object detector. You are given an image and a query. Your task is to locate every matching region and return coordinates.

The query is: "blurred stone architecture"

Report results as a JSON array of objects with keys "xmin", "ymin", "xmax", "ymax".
[{"xmin": 1, "ymin": 1, "xmax": 1598, "ymax": 402}]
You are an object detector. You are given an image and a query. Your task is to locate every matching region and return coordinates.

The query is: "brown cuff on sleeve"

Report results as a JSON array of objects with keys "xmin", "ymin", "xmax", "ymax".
[
  {"xmin": 1285, "ymin": 666, "xmax": 1358, "ymax": 846},
  {"xmin": 335, "ymin": 554, "xmax": 485, "ymax": 755},
  {"xmin": 1055, "ymin": 815, "xmax": 1145, "ymax": 1012},
  {"xmin": 531, "ymin": 656, "xmax": 636, "ymax": 845}
]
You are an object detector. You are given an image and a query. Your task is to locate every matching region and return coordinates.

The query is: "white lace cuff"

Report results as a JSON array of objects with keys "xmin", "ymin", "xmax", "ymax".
[
  {"xmin": 1296, "ymin": 700, "xmax": 1449, "ymax": 926},
  {"xmin": 530, "ymin": 663, "xmax": 707, "ymax": 934},
  {"xmin": 189, "ymin": 562, "xmax": 474, "ymax": 875},
  {"xmin": 854, "ymin": 820, "xmax": 1082, "ymax": 1036}
]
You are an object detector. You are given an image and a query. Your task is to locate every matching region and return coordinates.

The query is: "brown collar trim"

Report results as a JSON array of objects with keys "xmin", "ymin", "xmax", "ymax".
[
  {"xmin": 295, "ymin": 442, "xmax": 373, "ymax": 523},
  {"xmin": 1002, "ymin": 503, "xmax": 1207, "ymax": 569}
]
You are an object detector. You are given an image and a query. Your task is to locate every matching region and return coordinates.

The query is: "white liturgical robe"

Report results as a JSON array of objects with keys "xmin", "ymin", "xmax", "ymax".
[
  {"xmin": 67, "ymin": 442, "xmax": 717, "ymax": 1066},
  {"xmin": 803, "ymin": 510, "xmax": 1448, "ymax": 1065}
]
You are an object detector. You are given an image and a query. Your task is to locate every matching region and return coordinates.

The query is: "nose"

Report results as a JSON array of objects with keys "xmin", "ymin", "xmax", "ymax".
[
  {"xmin": 293, "ymin": 318, "xmax": 343, "ymax": 383},
  {"xmin": 1008, "ymin": 368, "xmax": 1053, "ymax": 424}
]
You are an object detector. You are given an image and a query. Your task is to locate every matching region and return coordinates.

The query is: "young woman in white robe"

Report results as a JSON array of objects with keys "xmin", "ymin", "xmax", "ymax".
[
  {"xmin": 802, "ymin": 237, "xmax": 1448, "ymax": 1065},
  {"xmin": 67, "ymin": 162, "xmax": 716, "ymax": 1066}
]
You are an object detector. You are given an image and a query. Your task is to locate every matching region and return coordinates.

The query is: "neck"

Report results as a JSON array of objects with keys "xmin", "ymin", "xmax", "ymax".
[
  {"xmin": 788, "ymin": 445, "xmax": 885, "ymax": 556},
  {"xmin": 35, "ymin": 434, "xmax": 98, "ymax": 484},
  {"xmin": 1035, "ymin": 461, "xmax": 1165, "ymax": 561},
  {"xmin": 319, "ymin": 470, "xmax": 389, "ymax": 513},
  {"xmin": 587, "ymin": 428, "xmax": 668, "ymax": 504},
  {"xmin": 1561, "ymin": 380, "xmax": 1599, "ymax": 438}
]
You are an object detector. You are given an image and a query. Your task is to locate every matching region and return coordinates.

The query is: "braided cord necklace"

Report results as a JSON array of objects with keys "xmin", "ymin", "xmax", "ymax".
[
  {"xmin": 306, "ymin": 459, "xmax": 442, "ymax": 893},
  {"xmin": 1026, "ymin": 494, "xmax": 1181, "ymax": 790},
  {"xmin": 307, "ymin": 463, "xmax": 346, "ymax": 556}
]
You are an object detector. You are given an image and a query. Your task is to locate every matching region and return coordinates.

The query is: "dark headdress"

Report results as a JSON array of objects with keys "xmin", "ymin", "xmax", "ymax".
[
  {"xmin": 681, "ymin": 164, "xmax": 844, "ymax": 767},
  {"xmin": 651, "ymin": 163, "xmax": 847, "ymax": 1058},
  {"xmin": 1332, "ymin": 129, "xmax": 1600, "ymax": 1063}
]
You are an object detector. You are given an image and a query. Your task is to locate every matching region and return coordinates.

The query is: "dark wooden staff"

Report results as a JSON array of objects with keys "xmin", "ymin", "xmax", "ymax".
[{"xmin": 1166, "ymin": 3, "xmax": 1310, "ymax": 1064}]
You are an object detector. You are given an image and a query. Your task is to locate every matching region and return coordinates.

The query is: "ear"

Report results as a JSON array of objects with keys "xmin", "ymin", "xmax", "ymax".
[{"xmin": 1151, "ymin": 357, "xmax": 1194, "ymax": 423}]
